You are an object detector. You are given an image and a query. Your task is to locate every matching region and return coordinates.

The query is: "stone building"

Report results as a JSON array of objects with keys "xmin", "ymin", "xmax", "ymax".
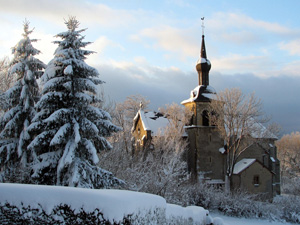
[
  {"xmin": 131, "ymin": 110, "xmax": 170, "ymax": 153},
  {"xmin": 181, "ymin": 34, "xmax": 280, "ymax": 198},
  {"xmin": 131, "ymin": 34, "xmax": 280, "ymax": 198}
]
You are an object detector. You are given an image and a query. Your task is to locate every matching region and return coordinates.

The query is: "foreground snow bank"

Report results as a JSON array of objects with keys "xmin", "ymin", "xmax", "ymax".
[{"xmin": 0, "ymin": 183, "xmax": 215, "ymax": 225}]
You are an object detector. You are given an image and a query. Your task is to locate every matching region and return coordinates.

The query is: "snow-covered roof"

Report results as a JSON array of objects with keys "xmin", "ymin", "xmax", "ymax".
[
  {"xmin": 132, "ymin": 110, "xmax": 170, "ymax": 136},
  {"xmin": 219, "ymin": 147, "xmax": 226, "ymax": 154},
  {"xmin": 206, "ymin": 179, "xmax": 225, "ymax": 184},
  {"xmin": 225, "ymin": 117, "xmax": 278, "ymax": 140},
  {"xmin": 196, "ymin": 57, "xmax": 211, "ymax": 65},
  {"xmin": 181, "ymin": 85, "xmax": 216, "ymax": 104},
  {"xmin": 270, "ymin": 157, "xmax": 276, "ymax": 163},
  {"xmin": 233, "ymin": 158, "xmax": 256, "ymax": 174},
  {"xmin": 249, "ymin": 120, "xmax": 278, "ymax": 139}
]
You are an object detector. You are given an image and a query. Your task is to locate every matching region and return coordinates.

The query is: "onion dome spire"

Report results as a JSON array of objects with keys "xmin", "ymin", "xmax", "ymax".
[{"xmin": 196, "ymin": 18, "xmax": 211, "ymax": 86}]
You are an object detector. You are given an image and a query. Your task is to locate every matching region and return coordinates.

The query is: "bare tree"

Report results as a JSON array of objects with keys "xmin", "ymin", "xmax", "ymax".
[
  {"xmin": 276, "ymin": 132, "xmax": 300, "ymax": 178},
  {"xmin": 99, "ymin": 102, "xmax": 191, "ymax": 203},
  {"xmin": 0, "ymin": 56, "xmax": 14, "ymax": 92},
  {"xmin": 159, "ymin": 102, "xmax": 193, "ymax": 140},
  {"xmin": 0, "ymin": 57, "xmax": 15, "ymax": 113},
  {"xmin": 210, "ymin": 88, "xmax": 265, "ymax": 192},
  {"xmin": 110, "ymin": 94, "xmax": 150, "ymax": 153}
]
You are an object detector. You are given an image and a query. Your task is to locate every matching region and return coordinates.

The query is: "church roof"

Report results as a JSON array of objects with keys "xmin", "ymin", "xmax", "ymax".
[
  {"xmin": 132, "ymin": 110, "xmax": 170, "ymax": 136},
  {"xmin": 181, "ymin": 85, "xmax": 217, "ymax": 104},
  {"xmin": 249, "ymin": 120, "xmax": 278, "ymax": 139},
  {"xmin": 233, "ymin": 158, "xmax": 256, "ymax": 174}
]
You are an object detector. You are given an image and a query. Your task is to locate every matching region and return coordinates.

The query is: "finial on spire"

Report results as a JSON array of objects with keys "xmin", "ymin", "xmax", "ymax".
[
  {"xmin": 139, "ymin": 101, "xmax": 144, "ymax": 110},
  {"xmin": 201, "ymin": 17, "xmax": 205, "ymax": 36}
]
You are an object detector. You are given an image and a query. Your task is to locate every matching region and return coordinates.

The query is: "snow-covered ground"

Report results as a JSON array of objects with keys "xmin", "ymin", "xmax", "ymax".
[
  {"xmin": 1, "ymin": 183, "xmax": 296, "ymax": 225},
  {"xmin": 0, "ymin": 183, "xmax": 211, "ymax": 224},
  {"xmin": 210, "ymin": 212, "xmax": 294, "ymax": 225}
]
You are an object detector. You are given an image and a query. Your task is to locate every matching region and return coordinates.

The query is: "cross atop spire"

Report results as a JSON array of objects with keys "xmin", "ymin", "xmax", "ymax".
[{"xmin": 201, "ymin": 17, "xmax": 205, "ymax": 36}]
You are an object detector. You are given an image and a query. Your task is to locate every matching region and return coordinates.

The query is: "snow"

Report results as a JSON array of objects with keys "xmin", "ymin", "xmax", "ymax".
[
  {"xmin": 181, "ymin": 85, "xmax": 217, "ymax": 104},
  {"xmin": 166, "ymin": 204, "xmax": 210, "ymax": 224},
  {"xmin": 136, "ymin": 110, "xmax": 170, "ymax": 136},
  {"xmin": 206, "ymin": 179, "xmax": 225, "ymax": 185},
  {"xmin": 247, "ymin": 118, "xmax": 278, "ymax": 139},
  {"xmin": 64, "ymin": 65, "xmax": 73, "ymax": 75},
  {"xmin": 210, "ymin": 212, "xmax": 294, "ymax": 225},
  {"xmin": 0, "ymin": 183, "xmax": 211, "ymax": 224},
  {"xmin": 270, "ymin": 157, "xmax": 276, "ymax": 162},
  {"xmin": 196, "ymin": 58, "xmax": 211, "ymax": 65},
  {"xmin": 233, "ymin": 158, "xmax": 256, "ymax": 174},
  {"xmin": 219, "ymin": 147, "xmax": 226, "ymax": 154}
]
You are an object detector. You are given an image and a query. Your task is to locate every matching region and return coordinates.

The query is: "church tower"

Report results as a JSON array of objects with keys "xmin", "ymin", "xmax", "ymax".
[{"xmin": 181, "ymin": 27, "xmax": 225, "ymax": 182}]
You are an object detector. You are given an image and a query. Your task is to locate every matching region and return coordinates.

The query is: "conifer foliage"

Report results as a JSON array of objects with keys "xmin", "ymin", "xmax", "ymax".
[
  {"xmin": 27, "ymin": 17, "xmax": 121, "ymax": 188},
  {"xmin": 0, "ymin": 21, "xmax": 45, "ymax": 181}
]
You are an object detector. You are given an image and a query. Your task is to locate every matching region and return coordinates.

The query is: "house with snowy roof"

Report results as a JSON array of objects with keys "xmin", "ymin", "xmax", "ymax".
[
  {"xmin": 131, "ymin": 32, "xmax": 280, "ymax": 199},
  {"xmin": 131, "ymin": 110, "xmax": 171, "ymax": 153},
  {"xmin": 232, "ymin": 158, "xmax": 274, "ymax": 197}
]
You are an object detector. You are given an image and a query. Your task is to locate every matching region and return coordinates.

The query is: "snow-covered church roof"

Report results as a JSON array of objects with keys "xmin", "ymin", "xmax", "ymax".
[
  {"xmin": 181, "ymin": 85, "xmax": 217, "ymax": 104},
  {"xmin": 233, "ymin": 158, "xmax": 256, "ymax": 174},
  {"xmin": 132, "ymin": 110, "xmax": 170, "ymax": 136}
]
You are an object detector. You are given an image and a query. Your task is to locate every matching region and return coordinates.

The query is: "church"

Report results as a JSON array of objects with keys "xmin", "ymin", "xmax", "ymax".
[{"xmin": 131, "ymin": 33, "xmax": 280, "ymax": 199}]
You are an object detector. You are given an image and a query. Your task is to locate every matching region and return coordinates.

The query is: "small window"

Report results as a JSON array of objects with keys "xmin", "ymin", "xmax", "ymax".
[
  {"xmin": 253, "ymin": 175, "xmax": 260, "ymax": 187},
  {"xmin": 202, "ymin": 110, "xmax": 209, "ymax": 126},
  {"xmin": 138, "ymin": 128, "xmax": 140, "ymax": 134}
]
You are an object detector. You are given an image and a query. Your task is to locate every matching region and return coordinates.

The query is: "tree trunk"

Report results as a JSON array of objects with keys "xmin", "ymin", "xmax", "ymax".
[{"xmin": 225, "ymin": 175, "xmax": 230, "ymax": 193}]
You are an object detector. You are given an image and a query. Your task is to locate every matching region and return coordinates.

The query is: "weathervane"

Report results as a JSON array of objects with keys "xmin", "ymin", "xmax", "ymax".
[{"xmin": 201, "ymin": 17, "xmax": 205, "ymax": 36}]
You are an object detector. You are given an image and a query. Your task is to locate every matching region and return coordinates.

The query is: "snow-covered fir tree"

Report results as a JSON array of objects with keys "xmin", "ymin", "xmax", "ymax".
[
  {"xmin": 27, "ymin": 17, "xmax": 122, "ymax": 188},
  {"xmin": 0, "ymin": 21, "xmax": 45, "ymax": 181}
]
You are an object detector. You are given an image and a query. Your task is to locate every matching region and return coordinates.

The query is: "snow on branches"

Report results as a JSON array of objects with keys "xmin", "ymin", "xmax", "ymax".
[
  {"xmin": 0, "ymin": 20, "xmax": 45, "ymax": 181},
  {"xmin": 27, "ymin": 17, "xmax": 121, "ymax": 188}
]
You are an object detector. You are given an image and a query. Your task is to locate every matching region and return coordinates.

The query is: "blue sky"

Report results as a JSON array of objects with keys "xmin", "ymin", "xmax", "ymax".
[{"xmin": 0, "ymin": 0, "xmax": 299, "ymax": 135}]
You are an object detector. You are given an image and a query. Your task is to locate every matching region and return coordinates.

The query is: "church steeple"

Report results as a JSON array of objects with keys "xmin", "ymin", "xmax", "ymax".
[{"xmin": 196, "ymin": 35, "xmax": 211, "ymax": 86}]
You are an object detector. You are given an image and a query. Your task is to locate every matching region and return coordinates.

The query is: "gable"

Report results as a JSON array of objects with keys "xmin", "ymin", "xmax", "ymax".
[{"xmin": 132, "ymin": 110, "xmax": 170, "ymax": 136}]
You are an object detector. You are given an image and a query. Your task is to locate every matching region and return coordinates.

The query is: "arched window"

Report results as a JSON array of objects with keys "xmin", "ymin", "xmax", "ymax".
[{"xmin": 202, "ymin": 110, "xmax": 209, "ymax": 126}]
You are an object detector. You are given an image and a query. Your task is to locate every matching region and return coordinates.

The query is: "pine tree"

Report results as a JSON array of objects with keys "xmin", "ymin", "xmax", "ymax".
[
  {"xmin": 0, "ymin": 20, "xmax": 45, "ymax": 182},
  {"xmin": 27, "ymin": 17, "xmax": 122, "ymax": 188}
]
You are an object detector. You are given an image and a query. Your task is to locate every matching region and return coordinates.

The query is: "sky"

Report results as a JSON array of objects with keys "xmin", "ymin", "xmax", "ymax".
[{"xmin": 0, "ymin": 0, "xmax": 299, "ymax": 136}]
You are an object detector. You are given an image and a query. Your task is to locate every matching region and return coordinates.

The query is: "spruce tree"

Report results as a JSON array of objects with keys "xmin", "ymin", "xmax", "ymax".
[
  {"xmin": 27, "ymin": 17, "xmax": 122, "ymax": 188},
  {"xmin": 0, "ymin": 20, "xmax": 45, "ymax": 181}
]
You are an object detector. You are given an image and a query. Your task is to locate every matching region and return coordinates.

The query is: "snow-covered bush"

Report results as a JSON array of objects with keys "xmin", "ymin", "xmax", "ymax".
[
  {"xmin": 0, "ymin": 20, "xmax": 45, "ymax": 182},
  {"xmin": 27, "ymin": 17, "xmax": 121, "ymax": 188},
  {"xmin": 273, "ymin": 195, "xmax": 300, "ymax": 223},
  {"xmin": 0, "ymin": 183, "xmax": 212, "ymax": 225},
  {"xmin": 185, "ymin": 182, "xmax": 300, "ymax": 223},
  {"xmin": 281, "ymin": 176, "xmax": 300, "ymax": 196},
  {"xmin": 166, "ymin": 204, "xmax": 211, "ymax": 225}
]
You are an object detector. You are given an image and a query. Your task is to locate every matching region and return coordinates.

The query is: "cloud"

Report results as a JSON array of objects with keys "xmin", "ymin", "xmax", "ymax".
[
  {"xmin": 212, "ymin": 54, "xmax": 271, "ymax": 75},
  {"xmin": 87, "ymin": 36, "xmax": 125, "ymax": 66},
  {"xmin": 95, "ymin": 59, "xmax": 300, "ymax": 135},
  {"xmin": 210, "ymin": 12, "xmax": 299, "ymax": 37},
  {"xmin": 279, "ymin": 39, "xmax": 300, "ymax": 56},
  {"xmin": 33, "ymin": 32, "xmax": 57, "ymax": 64},
  {"xmin": 0, "ymin": 0, "xmax": 138, "ymax": 28},
  {"xmin": 132, "ymin": 26, "xmax": 199, "ymax": 60}
]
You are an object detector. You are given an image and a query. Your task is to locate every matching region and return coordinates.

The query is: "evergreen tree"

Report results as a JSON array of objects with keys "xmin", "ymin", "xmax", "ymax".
[
  {"xmin": 27, "ymin": 17, "xmax": 122, "ymax": 188},
  {"xmin": 0, "ymin": 21, "xmax": 45, "ymax": 181}
]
